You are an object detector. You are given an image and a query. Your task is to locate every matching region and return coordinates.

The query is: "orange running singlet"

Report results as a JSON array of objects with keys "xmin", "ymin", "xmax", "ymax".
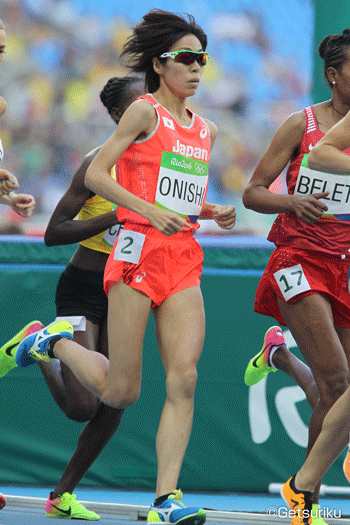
[{"xmin": 116, "ymin": 93, "xmax": 211, "ymax": 229}]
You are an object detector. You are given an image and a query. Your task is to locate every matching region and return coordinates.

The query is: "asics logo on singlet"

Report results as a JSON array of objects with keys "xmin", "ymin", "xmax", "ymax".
[
  {"xmin": 172, "ymin": 139, "xmax": 208, "ymax": 160},
  {"xmin": 200, "ymin": 126, "xmax": 208, "ymax": 138},
  {"xmin": 308, "ymin": 143, "xmax": 314, "ymax": 151},
  {"xmin": 135, "ymin": 272, "xmax": 146, "ymax": 283}
]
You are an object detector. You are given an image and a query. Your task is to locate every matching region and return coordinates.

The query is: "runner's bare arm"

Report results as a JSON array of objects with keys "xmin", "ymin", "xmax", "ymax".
[
  {"xmin": 203, "ymin": 118, "xmax": 218, "ymax": 150},
  {"xmin": 45, "ymin": 149, "xmax": 121, "ymax": 246},
  {"xmin": 308, "ymin": 111, "xmax": 350, "ymax": 173},
  {"xmin": 85, "ymin": 100, "xmax": 188, "ymax": 236},
  {"xmin": 243, "ymin": 111, "xmax": 329, "ymax": 224}
]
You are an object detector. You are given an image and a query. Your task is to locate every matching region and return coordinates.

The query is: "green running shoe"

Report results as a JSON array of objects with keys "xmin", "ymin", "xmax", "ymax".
[
  {"xmin": 0, "ymin": 321, "xmax": 44, "ymax": 378},
  {"xmin": 46, "ymin": 492, "xmax": 100, "ymax": 520},
  {"xmin": 312, "ymin": 504, "xmax": 330, "ymax": 525},
  {"xmin": 244, "ymin": 326, "xmax": 286, "ymax": 386}
]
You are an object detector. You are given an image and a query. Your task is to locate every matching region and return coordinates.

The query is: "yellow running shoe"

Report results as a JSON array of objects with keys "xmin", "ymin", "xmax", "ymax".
[
  {"xmin": 46, "ymin": 492, "xmax": 100, "ymax": 520},
  {"xmin": 244, "ymin": 326, "xmax": 286, "ymax": 386},
  {"xmin": 281, "ymin": 475, "xmax": 313, "ymax": 525},
  {"xmin": 0, "ymin": 321, "xmax": 43, "ymax": 378}
]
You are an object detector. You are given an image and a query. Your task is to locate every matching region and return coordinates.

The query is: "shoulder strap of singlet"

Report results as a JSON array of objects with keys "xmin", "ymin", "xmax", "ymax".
[
  {"xmin": 138, "ymin": 93, "xmax": 160, "ymax": 108},
  {"xmin": 304, "ymin": 105, "xmax": 318, "ymax": 134}
]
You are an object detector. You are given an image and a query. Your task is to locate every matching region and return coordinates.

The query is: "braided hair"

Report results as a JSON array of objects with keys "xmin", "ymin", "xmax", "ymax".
[
  {"xmin": 100, "ymin": 76, "xmax": 143, "ymax": 117},
  {"xmin": 319, "ymin": 29, "xmax": 350, "ymax": 87}
]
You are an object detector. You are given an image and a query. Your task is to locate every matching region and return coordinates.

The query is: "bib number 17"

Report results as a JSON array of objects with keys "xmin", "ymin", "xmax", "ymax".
[{"xmin": 274, "ymin": 264, "xmax": 311, "ymax": 301}]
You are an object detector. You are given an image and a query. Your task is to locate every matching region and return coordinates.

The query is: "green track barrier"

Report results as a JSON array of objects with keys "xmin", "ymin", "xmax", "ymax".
[{"xmin": 0, "ymin": 238, "xmax": 345, "ymax": 491}]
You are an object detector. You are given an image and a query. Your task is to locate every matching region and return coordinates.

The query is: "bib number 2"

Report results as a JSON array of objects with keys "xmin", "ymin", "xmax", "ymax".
[
  {"xmin": 113, "ymin": 230, "xmax": 146, "ymax": 264},
  {"xmin": 274, "ymin": 264, "xmax": 311, "ymax": 301}
]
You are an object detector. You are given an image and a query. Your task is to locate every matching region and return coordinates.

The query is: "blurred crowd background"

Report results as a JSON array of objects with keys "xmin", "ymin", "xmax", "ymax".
[{"xmin": 0, "ymin": 0, "xmax": 314, "ymax": 236}]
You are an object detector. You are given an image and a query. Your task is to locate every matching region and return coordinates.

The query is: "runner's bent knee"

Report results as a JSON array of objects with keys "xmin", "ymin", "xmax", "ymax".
[
  {"xmin": 101, "ymin": 380, "xmax": 141, "ymax": 409},
  {"xmin": 64, "ymin": 396, "xmax": 101, "ymax": 422}
]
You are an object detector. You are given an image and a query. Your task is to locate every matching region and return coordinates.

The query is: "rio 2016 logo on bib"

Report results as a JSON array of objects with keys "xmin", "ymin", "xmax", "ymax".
[{"xmin": 155, "ymin": 151, "xmax": 208, "ymax": 221}]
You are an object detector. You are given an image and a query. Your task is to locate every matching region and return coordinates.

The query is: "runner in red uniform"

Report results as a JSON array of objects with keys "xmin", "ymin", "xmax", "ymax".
[
  {"xmin": 15, "ymin": 10, "xmax": 236, "ymax": 525},
  {"xmin": 282, "ymin": 83, "xmax": 350, "ymax": 525},
  {"xmin": 243, "ymin": 29, "xmax": 350, "ymax": 525},
  {"xmin": 255, "ymin": 101, "xmax": 350, "ymax": 325}
]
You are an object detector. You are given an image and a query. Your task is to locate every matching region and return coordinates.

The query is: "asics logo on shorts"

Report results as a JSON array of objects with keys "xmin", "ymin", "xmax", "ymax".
[{"xmin": 135, "ymin": 272, "xmax": 146, "ymax": 283}]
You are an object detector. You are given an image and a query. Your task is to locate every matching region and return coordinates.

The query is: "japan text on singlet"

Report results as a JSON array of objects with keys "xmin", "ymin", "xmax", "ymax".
[
  {"xmin": 268, "ymin": 105, "xmax": 350, "ymax": 256},
  {"xmin": 116, "ymin": 93, "xmax": 211, "ymax": 229},
  {"xmin": 79, "ymin": 164, "xmax": 123, "ymax": 253}
]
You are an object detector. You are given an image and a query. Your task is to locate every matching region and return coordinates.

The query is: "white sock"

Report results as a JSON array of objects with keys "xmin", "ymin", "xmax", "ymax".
[{"xmin": 268, "ymin": 345, "xmax": 281, "ymax": 369}]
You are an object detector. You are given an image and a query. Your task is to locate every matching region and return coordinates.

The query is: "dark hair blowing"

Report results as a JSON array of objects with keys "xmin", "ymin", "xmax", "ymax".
[
  {"xmin": 319, "ymin": 28, "xmax": 350, "ymax": 87},
  {"xmin": 100, "ymin": 76, "xmax": 142, "ymax": 115},
  {"xmin": 120, "ymin": 9, "xmax": 207, "ymax": 93}
]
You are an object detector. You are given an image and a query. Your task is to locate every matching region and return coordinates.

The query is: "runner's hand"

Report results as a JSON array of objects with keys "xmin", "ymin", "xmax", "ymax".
[
  {"xmin": 213, "ymin": 205, "xmax": 236, "ymax": 230},
  {"xmin": 0, "ymin": 169, "xmax": 19, "ymax": 195},
  {"xmin": 292, "ymin": 191, "xmax": 329, "ymax": 225},
  {"xmin": 11, "ymin": 194, "xmax": 36, "ymax": 217},
  {"xmin": 147, "ymin": 207, "xmax": 188, "ymax": 236}
]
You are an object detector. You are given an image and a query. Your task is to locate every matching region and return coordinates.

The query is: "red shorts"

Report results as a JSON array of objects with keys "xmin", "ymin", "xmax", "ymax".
[
  {"xmin": 255, "ymin": 246, "xmax": 350, "ymax": 328},
  {"xmin": 104, "ymin": 224, "xmax": 203, "ymax": 307}
]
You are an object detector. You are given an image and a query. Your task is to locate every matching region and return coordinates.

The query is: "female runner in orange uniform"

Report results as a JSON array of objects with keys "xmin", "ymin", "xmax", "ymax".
[{"xmin": 15, "ymin": 10, "xmax": 236, "ymax": 525}]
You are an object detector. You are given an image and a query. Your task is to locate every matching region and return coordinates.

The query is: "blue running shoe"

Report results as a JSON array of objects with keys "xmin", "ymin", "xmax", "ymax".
[
  {"xmin": 15, "ymin": 320, "xmax": 73, "ymax": 367},
  {"xmin": 147, "ymin": 490, "xmax": 206, "ymax": 525},
  {"xmin": 0, "ymin": 320, "xmax": 44, "ymax": 378}
]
